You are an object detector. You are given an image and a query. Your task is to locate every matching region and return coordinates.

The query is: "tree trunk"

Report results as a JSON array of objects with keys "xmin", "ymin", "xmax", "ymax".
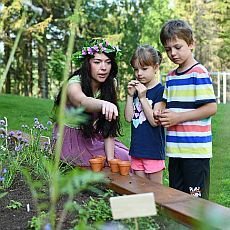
[
  {"xmin": 3, "ymin": 31, "xmax": 12, "ymax": 94},
  {"xmin": 37, "ymin": 33, "xmax": 49, "ymax": 98},
  {"xmin": 22, "ymin": 34, "xmax": 33, "ymax": 96}
]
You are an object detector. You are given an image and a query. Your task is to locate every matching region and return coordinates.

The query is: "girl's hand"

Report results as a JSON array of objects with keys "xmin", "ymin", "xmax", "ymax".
[
  {"xmin": 101, "ymin": 101, "xmax": 118, "ymax": 121},
  {"xmin": 127, "ymin": 80, "xmax": 139, "ymax": 96},
  {"xmin": 135, "ymin": 82, "xmax": 147, "ymax": 99}
]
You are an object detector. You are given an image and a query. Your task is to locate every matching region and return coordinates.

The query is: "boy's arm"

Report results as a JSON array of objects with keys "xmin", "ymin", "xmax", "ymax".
[{"xmin": 159, "ymin": 102, "xmax": 217, "ymax": 128}]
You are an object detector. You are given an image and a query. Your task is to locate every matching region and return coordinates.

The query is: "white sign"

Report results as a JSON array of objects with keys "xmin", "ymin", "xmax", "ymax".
[{"xmin": 110, "ymin": 193, "xmax": 157, "ymax": 220}]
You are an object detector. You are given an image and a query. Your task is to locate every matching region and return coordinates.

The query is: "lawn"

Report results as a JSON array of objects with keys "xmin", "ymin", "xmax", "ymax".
[{"xmin": 0, "ymin": 93, "xmax": 229, "ymax": 208}]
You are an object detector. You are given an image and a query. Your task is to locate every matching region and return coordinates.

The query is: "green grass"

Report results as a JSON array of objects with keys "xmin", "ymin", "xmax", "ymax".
[
  {"xmin": 0, "ymin": 94, "xmax": 53, "ymax": 129},
  {"xmin": 210, "ymin": 104, "xmax": 230, "ymax": 207},
  {"xmin": 0, "ymin": 94, "xmax": 229, "ymax": 207}
]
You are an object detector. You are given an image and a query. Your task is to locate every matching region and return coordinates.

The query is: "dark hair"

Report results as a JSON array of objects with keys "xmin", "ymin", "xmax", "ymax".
[
  {"xmin": 52, "ymin": 52, "xmax": 121, "ymax": 138},
  {"xmin": 160, "ymin": 19, "xmax": 194, "ymax": 46},
  {"xmin": 130, "ymin": 44, "xmax": 162, "ymax": 68}
]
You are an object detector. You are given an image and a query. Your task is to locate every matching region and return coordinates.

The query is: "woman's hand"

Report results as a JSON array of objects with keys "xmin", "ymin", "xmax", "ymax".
[{"xmin": 101, "ymin": 101, "xmax": 118, "ymax": 121}]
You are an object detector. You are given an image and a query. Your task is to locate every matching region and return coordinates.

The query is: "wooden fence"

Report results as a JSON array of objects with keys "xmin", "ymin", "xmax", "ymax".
[{"xmin": 211, "ymin": 72, "xmax": 230, "ymax": 104}]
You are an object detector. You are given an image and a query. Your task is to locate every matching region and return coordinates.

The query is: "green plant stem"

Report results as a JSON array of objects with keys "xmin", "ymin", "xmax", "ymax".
[
  {"xmin": 135, "ymin": 218, "xmax": 139, "ymax": 230},
  {"xmin": 0, "ymin": 12, "xmax": 26, "ymax": 93},
  {"xmin": 56, "ymin": 194, "xmax": 74, "ymax": 230},
  {"xmin": 49, "ymin": 1, "xmax": 82, "ymax": 228},
  {"xmin": 21, "ymin": 169, "xmax": 40, "ymax": 215}
]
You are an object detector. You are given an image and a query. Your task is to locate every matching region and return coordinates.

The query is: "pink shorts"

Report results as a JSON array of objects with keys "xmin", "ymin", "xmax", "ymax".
[{"xmin": 131, "ymin": 157, "xmax": 165, "ymax": 174}]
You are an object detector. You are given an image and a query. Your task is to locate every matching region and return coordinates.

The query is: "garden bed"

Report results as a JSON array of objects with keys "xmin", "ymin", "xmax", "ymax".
[{"xmin": 0, "ymin": 174, "xmax": 190, "ymax": 230}]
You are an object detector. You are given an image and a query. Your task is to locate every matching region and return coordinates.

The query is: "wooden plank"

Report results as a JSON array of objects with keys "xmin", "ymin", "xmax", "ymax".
[
  {"xmin": 110, "ymin": 193, "xmax": 157, "ymax": 219},
  {"xmin": 101, "ymin": 168, "xmax": 230, "ymax": 229}
]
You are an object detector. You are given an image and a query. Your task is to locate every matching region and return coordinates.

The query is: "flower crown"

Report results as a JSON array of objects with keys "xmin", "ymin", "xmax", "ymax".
[{"xmin": 72, "ymin": 39, "xmax": 121, "ymax": 66}]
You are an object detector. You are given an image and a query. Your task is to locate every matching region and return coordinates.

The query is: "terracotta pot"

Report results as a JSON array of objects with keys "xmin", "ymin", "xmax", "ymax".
[
  {"xmin": 109, "ymin": 159, "xmax": 121, "ymax": 173},
  {"xmin": 89, "ymin": 158, "xmax": 103, "ymax": 172},
  {"xmin": 93, "ymin": 155, "xmax": 106, "ymax": 168},
  {"xmin": 118, "ymin": 161, "xmax": 131, "ymax": 176}
]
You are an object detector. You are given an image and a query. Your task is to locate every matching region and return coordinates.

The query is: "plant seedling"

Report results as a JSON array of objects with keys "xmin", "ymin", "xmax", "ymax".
[{"xmin": 6, "ymin": 200, "xmax": 23, "ymax": 209}]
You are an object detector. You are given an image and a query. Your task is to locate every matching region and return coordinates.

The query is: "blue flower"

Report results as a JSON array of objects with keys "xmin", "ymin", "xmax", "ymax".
[
  {"xmin": 0, "ymin": 120, "xmax": 5, "ymax": 125},
  {"xmin": 15, "ymin": 145, "xmax": 23, "ymax": 152},
  {"xmin": 24, "ymin": 139, "xmax": 29, "ymax": 143},
  {"xmin": 44, "ymin": 223, "xmax": 52, "ymax": 230},
  {"xmin": 16, "ymin": 130, "xmax": 22, "ymax": 136},
  {"xmin": 9, "ymin": 131, "xmax": 15, "ymax": 136},
  {"xmin": 47, "ymin": 121, "xmax": 52, "ymax": 126}
]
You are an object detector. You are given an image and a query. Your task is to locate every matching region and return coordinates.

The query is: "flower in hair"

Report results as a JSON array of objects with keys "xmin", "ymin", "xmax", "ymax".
[{"xmin": 72, "ymin": 38, "xmax": 121, "ymax": 66}]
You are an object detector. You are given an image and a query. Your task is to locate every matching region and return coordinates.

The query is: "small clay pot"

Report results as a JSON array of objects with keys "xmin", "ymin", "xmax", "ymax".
[
  {"xmin": 118, "ymin": 161, "xmax": 131, "ymax": 176},
  {"xmin": 93, "ymin": 155, "xmax": 106, "ymax": 168},
  {"xmin": 89, "ymin": 158, "xmax": 103, "ymax": 172},
  {"xmin": 109, "ymin": 159, "xmax": 121, "ymax": 173}
]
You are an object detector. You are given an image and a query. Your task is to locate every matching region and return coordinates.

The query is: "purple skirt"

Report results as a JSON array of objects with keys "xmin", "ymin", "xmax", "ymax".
[{"xmin": 52, "ymin": 125, "xmax": 130, "ymax": 166}]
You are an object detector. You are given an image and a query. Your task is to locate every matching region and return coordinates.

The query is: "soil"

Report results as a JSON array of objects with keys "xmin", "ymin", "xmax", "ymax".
[{"xmin": 0, "ymin": 175, "xmax": 94, "ymax": 230}]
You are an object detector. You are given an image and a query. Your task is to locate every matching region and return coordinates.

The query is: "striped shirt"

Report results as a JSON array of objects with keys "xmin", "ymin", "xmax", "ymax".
[{"xmin": 163, "ymin": 63, "xmax": 216, "ymax": 158}]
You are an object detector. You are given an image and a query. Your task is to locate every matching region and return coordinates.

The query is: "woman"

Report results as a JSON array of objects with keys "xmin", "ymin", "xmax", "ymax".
[{"xmin": 52, "ymin": 39, "xmax": 129, "ymax": 166}]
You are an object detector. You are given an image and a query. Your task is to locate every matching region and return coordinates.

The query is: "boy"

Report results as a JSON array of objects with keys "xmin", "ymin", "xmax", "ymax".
[{"xmin": 155, "ymin": 19, "xmax": 217, "ymax": 199}]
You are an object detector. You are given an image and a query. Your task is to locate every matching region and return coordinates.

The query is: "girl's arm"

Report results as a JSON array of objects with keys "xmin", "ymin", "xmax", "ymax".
[
  {"xmin": 124, "ymin": 80, "xmax": 138, "ymax": 122},
  {"xmin": 139, "ymin": 97, "xmax": 158, "ymax": 127},
  {"xmin": 124, "ymin": 95, "xmax": 134, "ymax": 122},
  {"xmin": 104, "ymin": 136, "xmax": 115, "ymax": 161},
  {"xmin": 135, "ymin": 83, "xmax": 158, "ymax": 127},
  {"xmin": 67, "ymin": 83, "xmax": 118, "ymax": 121}
]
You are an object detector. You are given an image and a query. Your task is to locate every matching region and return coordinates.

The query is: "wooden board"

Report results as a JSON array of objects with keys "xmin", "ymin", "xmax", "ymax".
[
  {"xmin": 99, "ymin": 167, "xmax": 230, "ymax": 229},
  {"xmin": 110, "ymin": 192, "xmax": 157, "ymax": 220}
]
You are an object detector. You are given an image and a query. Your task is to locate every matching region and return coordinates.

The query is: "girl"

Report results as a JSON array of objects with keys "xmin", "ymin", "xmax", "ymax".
[
  {"xmin": 125, "ymin": 45, "xmax": 165, "ymax": 183},
  {"xmin": 52, "ymin": 39, "xmax": 129, "ymax": 166}
]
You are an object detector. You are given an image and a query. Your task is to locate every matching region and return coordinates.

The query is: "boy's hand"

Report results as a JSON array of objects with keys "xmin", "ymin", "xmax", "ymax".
[
  {"xmin": 153, "ymin": 109, "xmax": 162, "ymax": 125},
  {"xmin": 158, "ymin": 109, "xmax": 181, "ymax": 127}
]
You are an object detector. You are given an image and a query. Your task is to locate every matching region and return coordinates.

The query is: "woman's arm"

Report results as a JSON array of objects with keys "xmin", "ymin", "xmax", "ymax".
[
  {"xmin": 104, "ymin": 136, "xmax": 115, "ymax": 161},
  {"xmin": 67, "ymin": 83, "xmax": 118, "ymax": 121}
]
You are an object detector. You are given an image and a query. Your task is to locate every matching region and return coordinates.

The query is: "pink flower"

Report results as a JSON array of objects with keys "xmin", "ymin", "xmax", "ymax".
[
  {"xmin": 82, "ymin": 50, "xmax": 87, "ymax": 55},
  {"xmin": 92, "ymin": 45, "xmax": 99, "ymax": 52},
  {"xmin": 87, "ymin": 47, "xmax": 94, "ymax": 55}
]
